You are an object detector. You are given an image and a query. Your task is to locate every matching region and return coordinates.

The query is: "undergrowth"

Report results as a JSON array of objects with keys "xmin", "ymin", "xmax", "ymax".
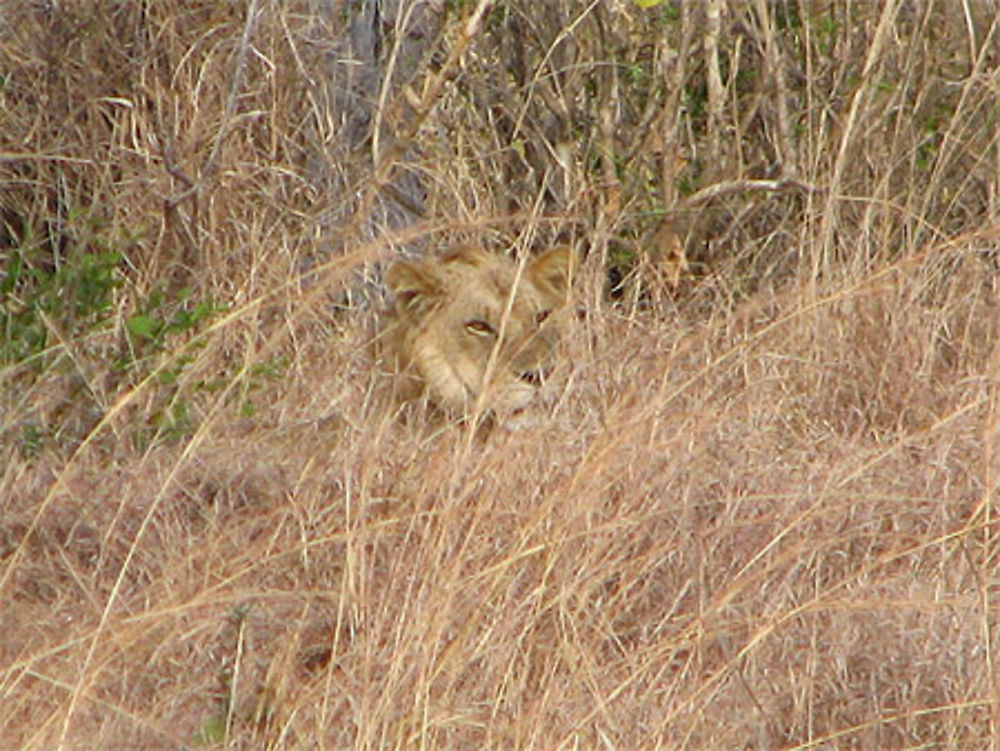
[{"xmin": 2, "ymin": 1, "xmax": 1000, "ymax": 748}]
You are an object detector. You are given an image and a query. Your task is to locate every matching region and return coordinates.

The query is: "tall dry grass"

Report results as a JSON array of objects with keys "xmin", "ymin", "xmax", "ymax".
[{"xmin": 2, "ymin": 1, "xmax": 1000, "ymax": 748}]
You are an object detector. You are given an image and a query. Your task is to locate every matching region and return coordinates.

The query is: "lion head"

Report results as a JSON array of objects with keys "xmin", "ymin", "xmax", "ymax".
[{"xmin": 380, "ymin": 245, "xmax": 574, "ymax": 421}]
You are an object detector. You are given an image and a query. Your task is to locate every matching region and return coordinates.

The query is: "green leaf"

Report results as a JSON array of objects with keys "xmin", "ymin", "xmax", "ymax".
[
  {"xmin": 634, "ymin": 0, "xmax": 663, "ymax": 8},
  {"xmin": 127, "ymin": 313, "xmax": 162, "ymax": 340}
]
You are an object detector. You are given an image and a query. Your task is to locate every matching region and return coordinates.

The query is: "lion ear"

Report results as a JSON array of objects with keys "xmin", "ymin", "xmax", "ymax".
[
  {"xmin": 385, "ymin": 260, "xmax": 442, "ymax": 319},
  {"xmin": 527, "ymin": 246, "xmax": 575, "ymax": 304}
]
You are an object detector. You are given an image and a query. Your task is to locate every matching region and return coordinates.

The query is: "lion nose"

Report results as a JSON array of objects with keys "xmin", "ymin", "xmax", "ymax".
[{"xmin": 518, "ymin": 368, "xmax": 548, "ymax": 386}]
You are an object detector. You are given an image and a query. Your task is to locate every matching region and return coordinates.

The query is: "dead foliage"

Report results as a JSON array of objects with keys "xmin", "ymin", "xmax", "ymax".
[{"xmin": 2, "ymin": 1, "xmax": 1000, "ymax": 748}]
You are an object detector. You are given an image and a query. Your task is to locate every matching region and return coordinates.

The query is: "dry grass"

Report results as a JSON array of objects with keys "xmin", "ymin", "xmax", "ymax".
[{"xmin": 2, "ymin": 1, "xmax": 1000, "ymax": 749}]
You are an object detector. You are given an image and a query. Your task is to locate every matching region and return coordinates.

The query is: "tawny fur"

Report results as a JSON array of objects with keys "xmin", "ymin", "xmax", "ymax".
[{"xmin": 379, "ymin": 245, "xmax": 574, "ymax": 419}]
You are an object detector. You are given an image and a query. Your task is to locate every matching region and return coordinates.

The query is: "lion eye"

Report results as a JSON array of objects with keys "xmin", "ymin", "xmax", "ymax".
[
  {"xmin": 535, "ymin": 309, "xmax": 552, "ymax": 325},
  {"xmin": 465, "ymin": 320, "xmax": 496, "ymax": 337}
]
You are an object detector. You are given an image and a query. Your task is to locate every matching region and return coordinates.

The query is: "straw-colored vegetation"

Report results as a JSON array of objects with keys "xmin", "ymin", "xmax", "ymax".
[{"xmin": 2, "ymin": 1, "xmax": 1000, "ymax": 748}]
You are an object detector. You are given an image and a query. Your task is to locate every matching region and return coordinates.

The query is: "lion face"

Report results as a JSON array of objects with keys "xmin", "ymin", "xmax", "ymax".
[{"xmin": 381, "ymin": 245, "xmax": 574, "ymax": 420}]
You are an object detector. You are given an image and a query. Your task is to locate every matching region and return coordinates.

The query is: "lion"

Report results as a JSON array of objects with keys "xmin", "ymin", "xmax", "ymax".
[{"xmin": 379, "ymin": 245, "xmax": 575, "ymax": 423}]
